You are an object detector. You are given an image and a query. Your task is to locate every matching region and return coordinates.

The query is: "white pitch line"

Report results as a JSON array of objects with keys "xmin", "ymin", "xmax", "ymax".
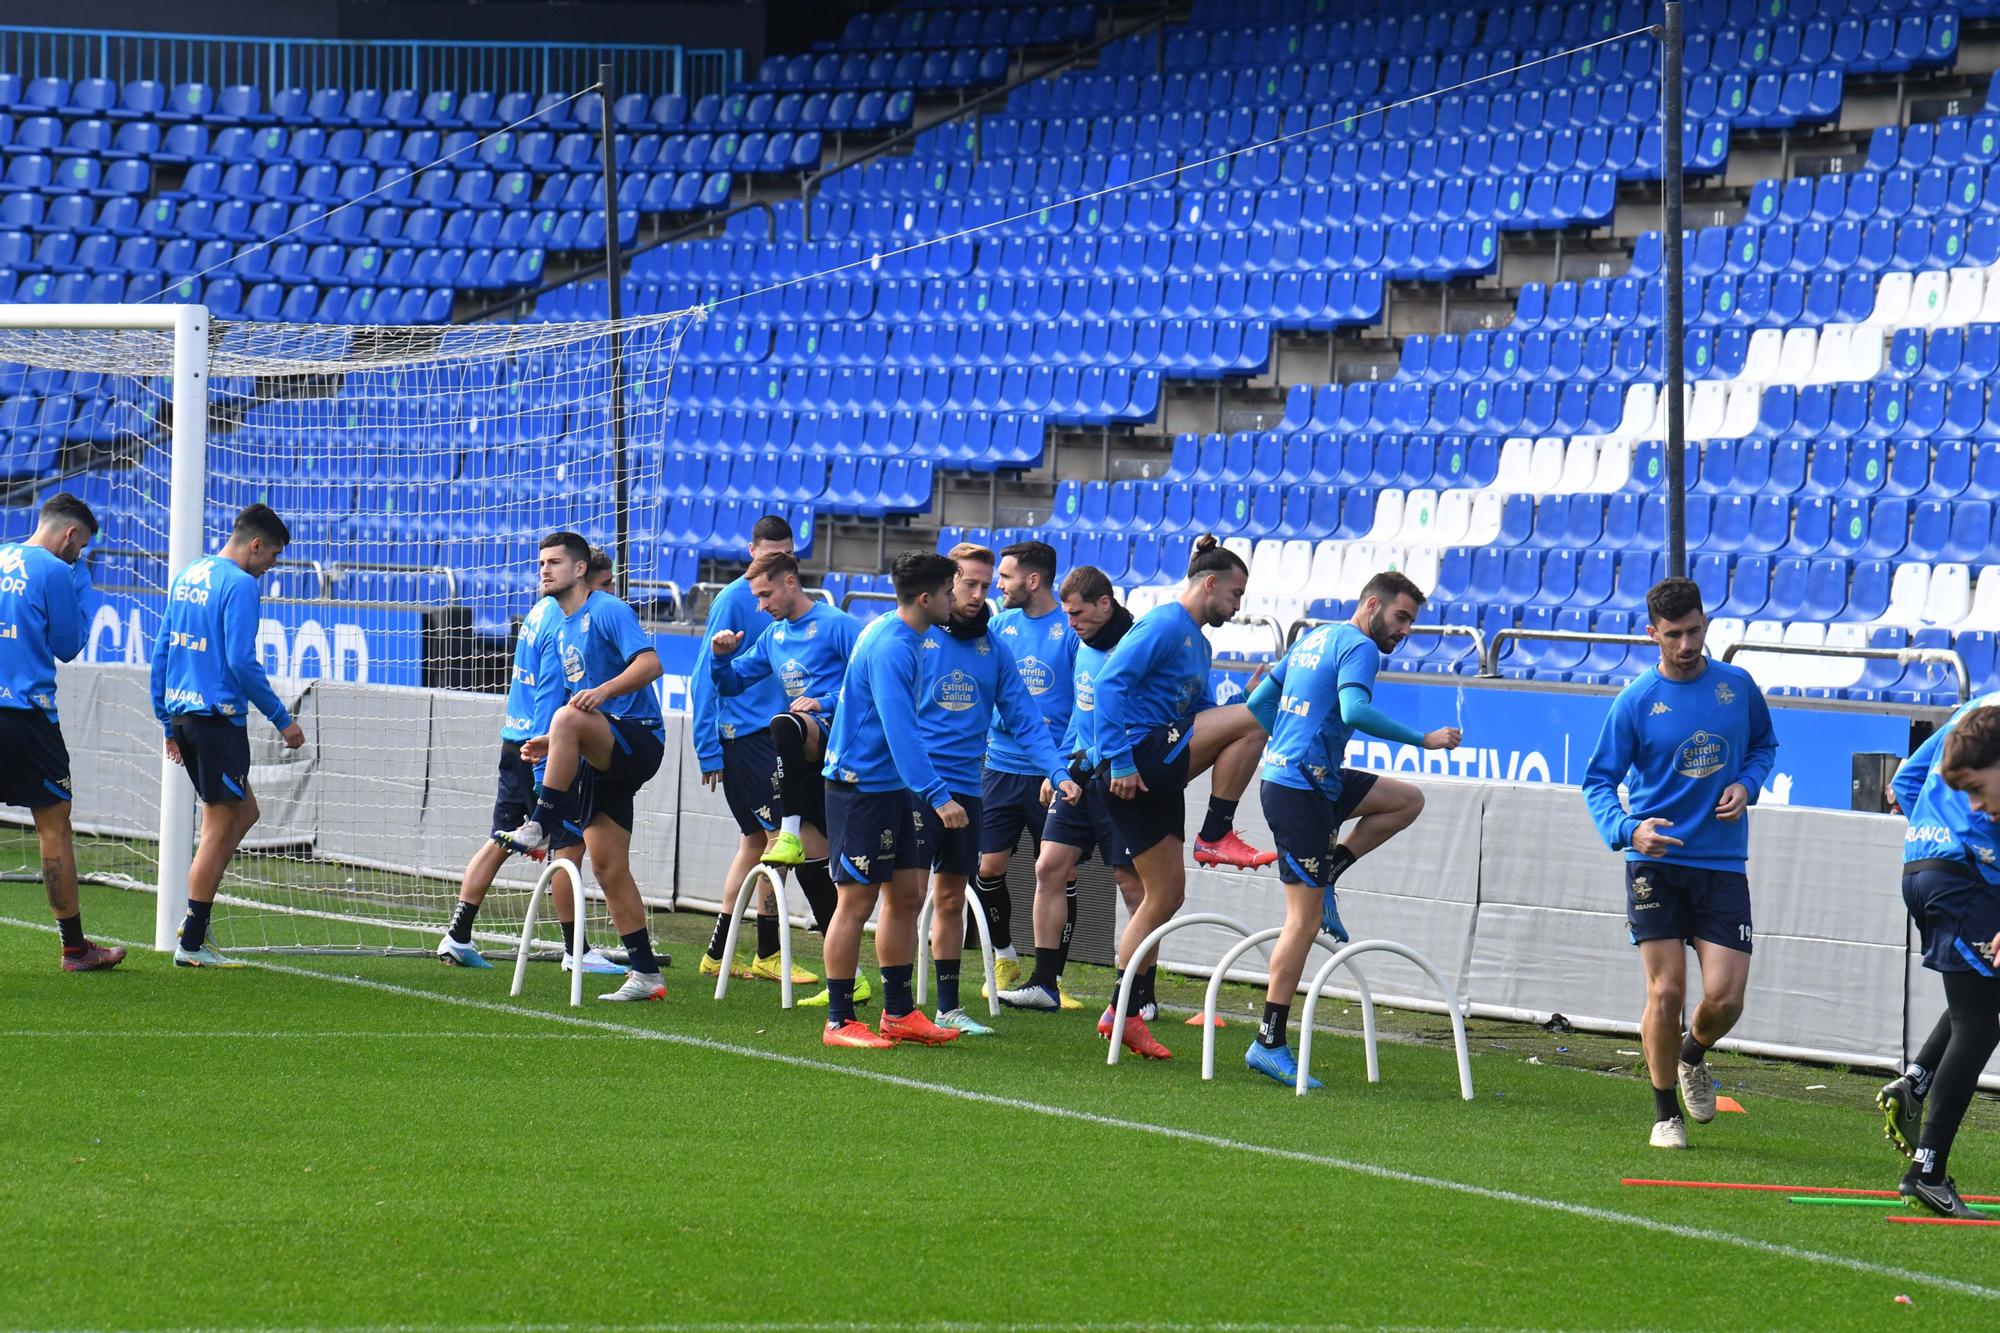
[
  {"xmin": 0, "ymin": 1029, "xmax": 635, "ymax": 1041},
  {"xmin": 3, "ymin": 913, "xmax": 1996, "ymax": 1307},
  {"xmin": 1, "ymin": 1322, "xmax": 1605, "ymax": 1333}
]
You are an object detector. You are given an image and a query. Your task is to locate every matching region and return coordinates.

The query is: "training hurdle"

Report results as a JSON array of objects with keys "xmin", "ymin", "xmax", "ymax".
[
  {"xmin": 709, "ymin": 864, "xmax": 801, "ymax": 1007},
  {"xmin": 508, "ymin": 858, "xmax": 587, "ymax": 1008},
  {"xmin": 1197, "ymin": 925, "xmax": 1342, "ymax": 1079},
  {"xmin": 913, "ymin": 879, "xmax": 1000, "ymax": 1017},
  {"xmin": 1108, "ymin": 912, "xmax": 1255, "ymax": 1065},
  {"xmin": 1296, "ymin": 940, "xmax": 1474, "ymax": 1100}
]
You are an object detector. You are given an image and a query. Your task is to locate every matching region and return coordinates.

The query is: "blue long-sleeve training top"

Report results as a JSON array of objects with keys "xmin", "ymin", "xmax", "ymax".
[
  {"xmin": 1090, "ymin": 600, "xmax": 1213, "ymax": 778},
  {"xmin": 1894, "ymin": 693, "xmax": 2000, "ymax": 887},
  {"xmin": 821, "ymin": 613, "xmax": 951, "ymax": 808},
  {"xmin": 1063, "ymin": 603, "xmax": 1134, "ymax": 766},
  {"xmin": 502, "ymin": 595, "xmax": 566, "ymax": 743},
  {"xmin": 710, "ymin": 600, "xmax": 858, "ymax": 719},
  {"xmin": 0, "ymin": 541, "xmax": 93, "ymax": 722},
  {"xmin": 920, "ymin": 619, "xmax": 1070, "ymax": 795},
  {"xmin": 984, "ymin": 604, "xmax": 1078, "ymax": 778},
  {"xmin": 548, "ymin": 590, "xmax": 664, "ymax": 741},
  {"xmin": 1254, "ymin": 622, "xmax": 1426, "ymax": 792},
  {"xmin": 690, "ymin": 575, "xmax": 784, "ymax": 770},
  {"xmin": 150, "ymin": 554, "xmax": 293, "ymax": 736},
  {"xmin": 1581, "ymin": 659, "xmax": 1778, "ymax": 872}
]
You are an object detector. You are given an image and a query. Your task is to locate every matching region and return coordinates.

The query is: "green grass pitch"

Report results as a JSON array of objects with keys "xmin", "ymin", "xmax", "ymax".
[{"xmin": 3, "ymin": 830, "xmax": 1998, "ymax": 1332}]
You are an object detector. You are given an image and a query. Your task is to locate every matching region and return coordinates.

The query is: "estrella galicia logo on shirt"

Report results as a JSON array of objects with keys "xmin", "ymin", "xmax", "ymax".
[
  {"xmin": 562, "ymin": 643, "xmax": 585, "ymax": 685},
  {"xmin": 935, "ymin": 669, "xmax": 979, "ymax": 712},
  {"xmin": 779, "ymin": 656, "xmax": 808, "ymax": 697},
  {"xmin": 1074, "ymin": 671, "xmax": 1095, "ymax": 713},
  {"xmin": 1015, "ymin": 655, "xmax": 1051, "ymax": 695},
  {"xmin": 1675, "ymin": 730, "xmax": 1730, "ymax": 780}
]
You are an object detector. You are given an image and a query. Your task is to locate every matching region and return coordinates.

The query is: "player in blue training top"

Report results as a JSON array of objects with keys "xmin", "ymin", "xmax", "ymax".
[
  {"xmin": 690, "ymin": 515, "xmax": 809, "ymax": 986},
  {"xmin": 496, "ymin": 531, "xmax": 668, "ymax": 1003},
  {"xmin": 974, "ymin": 539, "xmax": 1076, "ymax": 995},
  {"xmin": 997, "ymin": 564, "xmax": 1146, "ymax": 1014},
  {"xmin": 816, "ymin": 550, "xmax": 966, "ymax": 1049},
  {"xmin": 435, "ymin": 549, "xmax": 620, "ymax": 973},
  {"xmin": 0, "ymin": 492, "xmax": 122, "ymax": 972},
  {"xmin": 1874, "ymin": 697, "xmax": 2000, "ymax": 1217},
  {"xmin": 709, "ymin": 548, "xmax": 863, "ymax": 1002},
  {"xmin": 917, "ymin": 542, "xmax": 1080, "ymax": 1035},
  {"xmin": 1582, "ymin": 576, "xmax": 1777, "ymax": 1151},
  {"xmin": 1240, "ymin": 570, "xmax": 1460, "ymax": 1088},
  {"xmin": 1091, "ymin": 534, "xmax": 1274, "ymax": 1061},
  {"xmin": 151, "ymin": 504, "xmax": 307, "ymax": 968}
]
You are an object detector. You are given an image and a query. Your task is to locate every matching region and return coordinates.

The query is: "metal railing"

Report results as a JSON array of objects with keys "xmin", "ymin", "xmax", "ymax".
[
  {"xmin": 1722, "ymin": 640, "xmax": 1971, "ymax": 703},
  {"xmin": 1285, "ymin": 617, "xmax": 1491, "ymax": 674},
  {"xmin": 0, "ymin": 24, "xmax": 737, "ymax": 101},
  {"xmin": 798, "ymin": 6, "xmax": 1174, "ymax": 240},
  {"xmin": 1480, "ymin": 628, "xmax": 1655, "ymax": 678}
]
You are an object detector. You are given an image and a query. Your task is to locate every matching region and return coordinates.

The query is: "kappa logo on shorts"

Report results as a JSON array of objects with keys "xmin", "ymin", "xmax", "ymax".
[
  {"xmin": 1298, "ymin": 855, "xmax": 1320, "ymax": 878},
  {"xmin": 1166, "ymin": 725, "xmax": 1182, "ymax": 745},
  {"xmin": 1716, "ymin": 681, "xmax": 1735, "ymax": 705},
  {"xmin": 755, "ymin": 805, "xmax": 772, "ymax": 823},
  {"xmin": 721, "ymin": 724, "xmax": 736, "ymax": 739},
  {"xmin": 850, "ymin": 854, "xmax": 870, "ymax": 876}
]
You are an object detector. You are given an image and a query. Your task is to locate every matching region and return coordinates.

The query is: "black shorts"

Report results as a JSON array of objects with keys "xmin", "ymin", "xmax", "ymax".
[
  {"xmin": 1098, "ymin": 719, "xmax": 1195, "ymax": 859},
  {"xmin": 493, "ymin": 740, "xmax": 581, "ymax": 851},
  {"xmin": 720, "ymin": 731, "xmax": 779, "ymax": 836},
  {"xmin": 1263, "ymin": 771, "xmax": 1379, "ymax": 888},
  {"xmin": 1041, "ymin": 781, "xmax": 1132, "ymax": 869},
  {"xmin": 172, "ymin": 715, "xmax": 251, "ymax": 805},
  {"xmin": 933, "ymin": 791, "xmax": 983, "ymax": 877},
  {"xmin": 1625, "ymin": 861, "xmax": 1753, "ymax": 954},
  {"xmin": 979, "ymin": 767, "xmax": 1046, "ymax": 857},
  {"xmin": 1903, "ymin": 859, "xmax": 2000, "ymax": 976},
  {"xmin": 826, "ymin": 783, "xmax": 935, "ymax": 886},
  {"xmin": 0, "ymin": 708, "xmax": 71, "ymax": 809},
  {"xmin": 579, "ymin": 715, "xmax": 665, "ymax": 834}
]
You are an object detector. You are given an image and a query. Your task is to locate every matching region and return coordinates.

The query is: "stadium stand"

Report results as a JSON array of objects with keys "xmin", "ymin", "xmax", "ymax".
[{"xmin": 4, "ymin": 0, "xmax": 1998, "ymax": 695}]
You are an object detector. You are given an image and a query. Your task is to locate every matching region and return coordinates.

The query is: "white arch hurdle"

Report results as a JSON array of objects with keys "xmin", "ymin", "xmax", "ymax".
[
  {"xmin": 1107, "ymin": 912, "xmax": 1253, "ymax": 1065},
  {"xmin": 913, "ymin": 879, "xmax": 999, "ymax": 1017},
  {"xmin": 508, "ymin": 858, "xmax": 587, "ymax": 1008},
  {"xmin": 709, "ymin": 864, "xmax": 800, "ymax": 1008},
  {"xmin": 1296, "ymin": 940, "xmax": 1474, "ymax": 1101},
  {"xmin": 1196, "ymin": 925, "xmax": 1342, "ymax": 1080}
]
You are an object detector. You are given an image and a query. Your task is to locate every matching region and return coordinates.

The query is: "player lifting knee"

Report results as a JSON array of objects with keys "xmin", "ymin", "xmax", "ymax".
[
  {"xmin": 709, "ymin": 548, "xmax": 862, "ymax": 1004},
  {"xmin": 0, "ymin": 493, "xmax": 123, "ymax": 972},
  {"xmin": 1239, "ymin": 571, "xmax": 1460, "ymax": 1088},
  {"xmin": 495, "ymin": 532, "xmax": 668, "ymax": 1002},
  {"xmin": 437, "ymin": 548, "xmax": 620, "ymax": 972},
  {"xmin": 1092, "ymin": 536, "xmax": 1274, "ymax": 1061},
  {"xmin": 1582, "ymin": 577, "xmax": 1777, "ymax": 1150}
]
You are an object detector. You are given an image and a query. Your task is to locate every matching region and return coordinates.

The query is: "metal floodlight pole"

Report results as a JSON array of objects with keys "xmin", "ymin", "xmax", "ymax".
[
  {"xmin": 1661, "ymin": 3, "xmax": 1688, "ymax": 580},
  {"xmin": 597, "ymin": 62, "xmax": 632, "ymax": 596}
]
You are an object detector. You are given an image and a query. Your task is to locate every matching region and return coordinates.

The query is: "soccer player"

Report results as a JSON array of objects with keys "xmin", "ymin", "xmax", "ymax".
[
  {"xmin": 976, "ymin": 539, "xmax": 1076, "ymax": 996},
  {"xmin": 495, "ymin": 532, "xmax": 668, "ymax": 1002},
  {"xmin": 1876, "ymin": 698, "xmax": 2000, "ymax": 1217},
  {"xmin": 151, "ymin": 503, "xmax": 307, "ymax": 968},
  {"xmin": 1239, "ymin": 571, "xmax": 1460, "ymax": 1087},
  {"xmin": 816, "ymin": 550, "xmax": 966, "ymax": 1048},
  {"xmin": 998, "ymin": 565, "xmax": 1143, "ymax": 1012},
  {"xmin": 0, "ymin": 493, "xmax": 122, "ymax": 971},
  {"xmin": 709, "ymin": 549, "xmax": 862, "ymax": 1003},
  {"xmin": 1582, "ymin": 576, "xmax": 1777, "ymax": 1150},
  {"xmin": 691, "ymin": 515, "xmax": 806, "ymax": 984},
  {"xmin": 918, "ymin": 543, "xmax": 1081, "ymax": 1035},
  {"xmin": 1092, "ymin": 535, "xmax": 1275, "ymax": 1060},
  {"xmin": 435, "ymin": 547, "xmax": 620, "ymax": 972}
]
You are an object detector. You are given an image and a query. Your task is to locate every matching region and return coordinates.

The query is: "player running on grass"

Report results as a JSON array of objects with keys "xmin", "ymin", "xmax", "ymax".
[
  {"xmin": 917, "ymin": 542, "xmax": 1081, "ymax": 1035},
  {"xmin": 1093, "ymin": 535, "xmax": 1275, "ymax": 1061},
  {"xmin": 437, "ymin": 548, "xmax": 621, "ymax": 973},
  {"xmin": 152, "ymin": 504, "xmax": 307, "ymax": 969},
  {"xmin": 692, "ymin": 516, "xmax": 819, "ymax": 986},
  {"xmin": 1877, "ymin": 698, "xmax": 2000, "ymax": 1217},
  {"xmin": 709, "ymin": 549, "xmax": 861, "ymax": 1004},
  {"xmin": 1239, "ymin": 571, "xmax": 1460, "ymax": 1088},
  {"xmin": 973, "ymin": 539, "xmax": 1077, "ymax": 996},
  {"xmin": 1582, "ymin": 576, "xmax": 1777, "ymax": 1150},
  {"xmin": 998, "ymin": 565, "xmax": 1144, "ymax": 1013},
  {"xmin": 816, "ymin": 551, "xmax": 966, "ymax": 1049},
  {"xmin": 0, "ymin": 492, "xmax": 122, "ymax": 972},
  {"xmin": 495, "ymin": 532, "xmax": 667, "ymax": 1002}
]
